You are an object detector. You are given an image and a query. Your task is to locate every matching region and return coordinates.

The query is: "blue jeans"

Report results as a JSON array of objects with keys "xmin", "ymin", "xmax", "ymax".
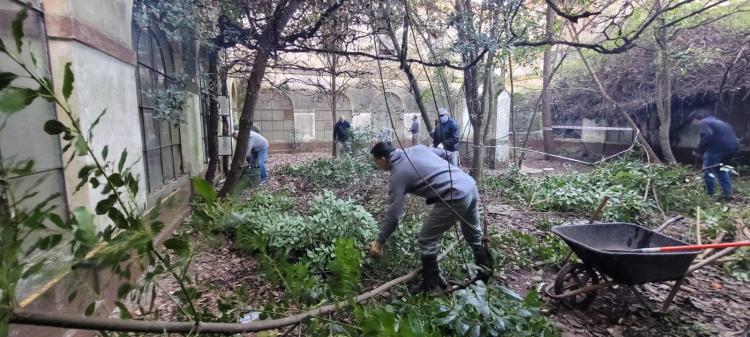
[
  {"xmin": 247, "ymin": 148, "xmax": 269, "ymax": 182},
  {"xmin": 703, "ymin": 150, "xmax": 736, "ymax": 197}
]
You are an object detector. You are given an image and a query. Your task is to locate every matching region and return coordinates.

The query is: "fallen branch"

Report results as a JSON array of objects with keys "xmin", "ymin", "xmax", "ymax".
[
  {"xmin": 655, "ymin": 215, "xmax": 684, "ymax": 233},
  {"xmin": 687, "ymin": 246, "xmax": 738, "ymax": 274},
  {"xmin": 697, "ymin": 231, "xmax": 725, "ymax": 260},
  {"xmin": 11, "ymin": 244, "xmax": 458, "ymax": 334}
]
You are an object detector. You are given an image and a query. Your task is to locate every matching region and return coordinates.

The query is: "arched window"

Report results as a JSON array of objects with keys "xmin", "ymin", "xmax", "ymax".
[{"xmin": 134, "ymin": 27, "xmax": 184, "ymax": 192}]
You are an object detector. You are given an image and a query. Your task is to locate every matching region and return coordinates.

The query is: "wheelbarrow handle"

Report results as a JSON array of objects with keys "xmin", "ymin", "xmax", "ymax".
[{"xmin": 626, "ymin": 241, "xmax": 750, "ymax": 253}]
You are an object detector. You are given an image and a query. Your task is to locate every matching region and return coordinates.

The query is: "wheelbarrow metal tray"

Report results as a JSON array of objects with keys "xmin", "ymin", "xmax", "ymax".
[{"xmin": 552, "ymin": 223, "xmax": 699, "ymax": 285}]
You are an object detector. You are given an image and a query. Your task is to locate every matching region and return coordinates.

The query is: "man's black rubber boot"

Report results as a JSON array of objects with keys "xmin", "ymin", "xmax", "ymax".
[
  {"xmin": 473, "ymin": 246, "xmax": 494, "ymax": 282},
  {"xmin": 420, "ymin": 254, "xmax": 448, "ymax": 293}
]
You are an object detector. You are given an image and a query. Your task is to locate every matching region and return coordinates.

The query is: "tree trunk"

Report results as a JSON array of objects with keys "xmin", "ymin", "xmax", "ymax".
[
  {"xmin": 464, "ymin": 67, "xmax": 483, "ymax": 180},
  {"xmin": 218, "ymin": 0, "xmax": 304, "ymax": 197},
  {"xmin": 655, "ymin": 23, "xmax": 678, "ymax": 165},
  {"xmin": 386, "ymin": 27, "xmax": 434, "ymax": 135},
  {"xmin": 541, "ymin": 5, "xmax": 555, "ymax": 160},
  {"xmin": 330, "ymin": 54, "xmax": 338, "ymax": 157},
  {"xmin": 204, "ymin": 47, "xmax": 220, "ymax": 183},
  {"xmin": 218, "ymin": 49, "xmax": 270, "ymax": 197}
]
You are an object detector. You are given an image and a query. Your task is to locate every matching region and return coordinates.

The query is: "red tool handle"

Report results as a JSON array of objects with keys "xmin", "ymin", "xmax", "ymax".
[{"xmin": 643, "ymin": 241, "xmax": 750, "ymax": 252}]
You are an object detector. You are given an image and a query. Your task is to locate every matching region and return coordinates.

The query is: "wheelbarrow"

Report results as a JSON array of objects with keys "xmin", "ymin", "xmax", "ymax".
[{"xmin": 544, "ymin": 222, "xmax": 701, "ymax": 312}]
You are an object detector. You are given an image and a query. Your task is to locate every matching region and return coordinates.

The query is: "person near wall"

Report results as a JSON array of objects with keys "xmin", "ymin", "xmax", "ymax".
[
  {"xmin": 409, "ymin": 115, "xmax": 420, "ymax": 146},
  {"xmin": 368, "ymin": 142, "xmax": 493, "ymax": 293},
  {"xmin": 232, "ymin": 130, "xmax": 269, "ymax": 183},
  {"xmin": 333, "ymin": 116, "xmax": 352, "ymax": 154},
  {"xmin": 431, "ymin": 108, "xmax": 460, "ymax": 165},
  {"xmin": 690, "ymin": 110, "xmax": 739, "ymax": 201}
]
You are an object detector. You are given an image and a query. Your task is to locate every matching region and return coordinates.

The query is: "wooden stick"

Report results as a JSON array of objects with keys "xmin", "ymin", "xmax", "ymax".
[
  {"xmin": 589, "ymin": 196, "xmax": 609, "ymax": 224},
  {"xmin": 12, "ymin": 244, "xmax": 459, "ymax": 334},
  {"xmin": 687, "ymin": 246, "xmax": 738, "ymax": 274},
  {"xmin": 696, "ymin": 207, "xmax": 702, "ymax": 246},
  {"xmin": 698, "ymin": 231, "xmax": 725, "ymax": 260}
]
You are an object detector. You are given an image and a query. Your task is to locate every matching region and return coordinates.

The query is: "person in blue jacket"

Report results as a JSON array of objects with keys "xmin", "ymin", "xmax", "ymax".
[
  {"xmin": 690, "ymin": 110, "xmax": 739, "ymax": 200},
  {"xmin": 431, "ymin": 108, "xmax": 460, "ymax": 165}
]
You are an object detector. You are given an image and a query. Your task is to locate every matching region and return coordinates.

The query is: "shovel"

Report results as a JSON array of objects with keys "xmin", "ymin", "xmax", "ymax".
[{"xmin": 607, "ymin": 241, "xmax": 750, "ymax": 253}]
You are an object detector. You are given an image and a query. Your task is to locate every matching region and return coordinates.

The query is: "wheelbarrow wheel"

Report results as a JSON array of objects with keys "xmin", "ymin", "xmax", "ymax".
[{"xmin": 553, "ymin": 262, "xmax": 600, "ymax": 309}]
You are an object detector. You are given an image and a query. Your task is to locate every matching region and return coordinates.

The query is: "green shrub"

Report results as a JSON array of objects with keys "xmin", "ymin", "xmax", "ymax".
[
  {"xmin": 353, "ymin": 283, "xmax": 559, "ymax": 337},
  {"xmin": 279, "ymin": 153, "xmax": 375, "ymax": 189},
  {"xmin": 485, "ymin": 159, "xmax": 711, "ymax": 223},
  {"xmin": 329, "ymin": 238, "xmax": 363, "ymax": 297},
  {"xmin": 493, "ymin": 230, "xmax": 569, "ymax": 267},
  {"xmin": 232, "ymin": 190, "xmax": 377, "ymax": 272}
]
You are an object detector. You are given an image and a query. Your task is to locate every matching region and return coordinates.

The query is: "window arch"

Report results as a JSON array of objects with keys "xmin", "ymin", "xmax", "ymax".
[{"xmin": 133, "ymin": 26, "xmax": 184, "ymax": 192}]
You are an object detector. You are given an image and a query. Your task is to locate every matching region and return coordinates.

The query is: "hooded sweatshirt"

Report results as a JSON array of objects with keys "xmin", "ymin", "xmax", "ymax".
[
  {"xmin": 696, "ymin": 116, "xmax": 739, "ymax": 154},
  {"xmin": 378, "ymin": 145, "xmax": 476, "ymax": 243},
  {"xmin": 245, "ymin": 131, "xmax": 269, "ymax": 158}
]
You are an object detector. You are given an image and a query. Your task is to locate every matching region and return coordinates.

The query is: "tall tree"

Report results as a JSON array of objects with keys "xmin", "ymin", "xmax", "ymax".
[{"xmin": 218, "ymin": 0, "xmax": 345, "ymax": 197}]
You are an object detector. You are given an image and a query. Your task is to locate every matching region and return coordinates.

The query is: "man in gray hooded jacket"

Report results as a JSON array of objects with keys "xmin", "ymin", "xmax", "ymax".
[{"xmin": 369, "ymin": 141, "xmax": 493, "ymax": 292}]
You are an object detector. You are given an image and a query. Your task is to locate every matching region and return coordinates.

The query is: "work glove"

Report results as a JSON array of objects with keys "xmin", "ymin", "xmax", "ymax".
[{"xmin": 369, "ymin": 240, "xmax": 384, "ymax": 258}]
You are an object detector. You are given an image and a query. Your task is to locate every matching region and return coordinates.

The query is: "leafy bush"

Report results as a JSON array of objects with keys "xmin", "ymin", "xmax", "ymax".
[
  {"xmin": 485, "ymin": 159, "xmax": 711, "ymax": 223},
  {"xmin": 353, "ymin": 283, "xmax": 558, "ymax": 337},
  {"xmin": 329, "ymin": 238, "xmax": 363, "ymax": 297},
  {"xmin": 724, "ymin": 248, "xmax": 750, "ymax": 282},
  {"xmin": 230, "ymin": 190, "xmax": 377, "ymax": 272},
  {"xmin": 279, "ymin": 153, "xmax": 375, "ymax": 189},
  {"xmin": 433, "ymin": 284, "xmax": 558, "ymax": 337},
  {"xmin": 493, "ymin": 231, "xmax": 569, "ymax": 267}
]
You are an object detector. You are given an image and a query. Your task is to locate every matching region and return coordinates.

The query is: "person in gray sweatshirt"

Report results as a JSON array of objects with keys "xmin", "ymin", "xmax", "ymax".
[
  {"xmin": 368, "ymin": 141, "xmax": 493, "ymax": 292},
  {"xmin": 233, "ymin": 130, "xmax": 269, "ymax": 182}
]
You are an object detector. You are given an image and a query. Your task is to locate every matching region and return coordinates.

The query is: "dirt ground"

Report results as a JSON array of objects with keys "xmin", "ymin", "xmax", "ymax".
[{"xmin": 148, "ymin": 152, "xmax": 750, "ymax": 337}]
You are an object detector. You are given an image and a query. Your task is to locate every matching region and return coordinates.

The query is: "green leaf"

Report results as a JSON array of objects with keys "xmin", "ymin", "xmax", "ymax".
[
  {"xmin": 67, "ymin": 291, "xmax": 78, "ymax": 303},
  {"xmin": 0, "ymin": 37, "xmax": 6, "ymax": 53},
  {"xmin": 163, "ymin": 238, "xmax": 189, "ymax": 256},
  {"xmin": 95, "ymin": 196, "xmax": 117, "ymax": 215},
  {"xmin": 126, "ymin": 174, "xmax": 139, "ymax": 195},
  {"xmin": 101, "ymin": 146, "xmax": 109, "ymax": 160},
  {"xmin": 74, "ymin": 136, "xmax": 88, "ymax": 155},
  {"xmin": 62, "ymin": 62, "xmax": 74, "ymax": 100},
  {"xmin": 38, "ymin": 234, "xmax": 63, "ymax": 250},
  {"xmin": 22, "ymin": 259, "xmax": 46, "ymax": 279},
  {"xmin": 108, "ymin": 207, "xmax": 128, "ymax": 229},
  {"xmin": 0, "ymin": 87, "xmax": 38, "ymax": 113},
  {"xmin": 48, "ymin": 212, "xmax": 70, "ymax": 229},
  {"xmin": 108, "ymin": 173, "xmax": 125, "ymax": 187},
  {"xmin": 43, "ymin": 119, "xmax": 68, "ymax": 135},
  {"xmin": 149, "ymin": 221, "xmax": 164, "ymax": 233},
  {"xmin": 12, "ymin": 7, "xmax": 28, "ymax": 53},
  {"xmin": 117, "ymin": 283, "xmax": 133, "ymax": 299},
  {"xmin": 72, "ymin": 207, "xmax": 97, "ymax": 246},
  {"xmin": 115, "ymin": 301, "xmax": 131, "ymax": 319},
  {"xmin": 84, "ymin": 302, "xmax": 96, "ymax": 316},
  {"xmin": 0, "ymin": 72, "xmax": 17, "ymax": 91},
  {"xmin": 12, "ymin": 160, "xmax": 34, "ymax": 175},
  {"xmin": 192, "ymin": 176, "xmax": 217, "ymax": 203},
  {"xmin": 118, "ymin": 149, "xmax": 128, "ymax": 172}
]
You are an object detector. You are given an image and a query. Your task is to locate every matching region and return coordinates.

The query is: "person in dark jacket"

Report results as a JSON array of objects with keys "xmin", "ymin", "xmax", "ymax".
[
  {"xmin": 333, "ymin": 116, "xmax": 351, "ymax": 154},
  {"xmin": 431, "ymin": 108, "xmax": 460, "ymax": 165},
  {"xmin": 690, "ymin": 110, "xmax": 739, "ymax": 200},
  {"xmin": 368, "ymin": 142, "xmax": 493, "ymax": 292}
]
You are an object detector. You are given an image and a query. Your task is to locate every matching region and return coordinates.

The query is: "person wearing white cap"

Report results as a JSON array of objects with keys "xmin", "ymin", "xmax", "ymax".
[{"xmin": 431, "ymin": 108, "xmax": 460, "ymax": 165}]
